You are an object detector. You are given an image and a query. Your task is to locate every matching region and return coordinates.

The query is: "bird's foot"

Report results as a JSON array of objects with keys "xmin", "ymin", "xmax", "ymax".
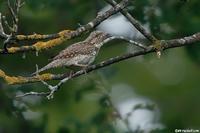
[
  {"xmin": 68, "ymin": 70, "xmax": 74, "ymax": 77},
  {"xmin": 83, "ymin": 69, "xmax": 87, "ymax": 75},
  {"xmin": 82, "ymin": 66, "xmax": 89, "ymax": 75},
  {"xmin": 74, "ymin": 63, "xmax": 89, "ymax": 74}
]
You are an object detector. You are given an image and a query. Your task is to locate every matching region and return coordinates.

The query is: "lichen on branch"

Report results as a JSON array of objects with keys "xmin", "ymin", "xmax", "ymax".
[
  {"xmin": 0, "ymin": 69, "xmax": 54, "ymax": 85},
  {"xmin": 15, "ymin": 29, "xmax": 71, "ymax": 41},
  {"xmin": 0, "ymin": 30, "xmax": 73, "ymax": 53},
  {"xmin": 0, "ymin": 0, "xmax": 129, "ymax": 54}
]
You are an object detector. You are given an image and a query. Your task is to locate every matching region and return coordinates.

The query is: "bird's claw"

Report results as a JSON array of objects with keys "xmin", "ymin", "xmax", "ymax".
[{"xmin": 82, "ymin": 66, "xmax": 89, "ymax": 75}]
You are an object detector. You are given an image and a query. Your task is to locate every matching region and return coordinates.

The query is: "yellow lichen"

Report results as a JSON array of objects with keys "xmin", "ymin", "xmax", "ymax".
[
  {"xmin": 153, "ymin": 39, "xmax": 162, "ymax": 50},
  {"xmin": 152, "ymin": 39, "xmax": 162, "ymax": 58},
  {"xmin": 3, "ymin": 37, "xmax": 68, "ymax": 53},
  {"xmin": 0, "ymin": 30, "xmax": 74, "ymax": 54},
  {"xmin": 6, "ymin": 46, "xmax": 32, "ymax": 53},
  {"xmin": 0, "ymin": 69, "xmax": 54, "ymax": 85},
  {"xmin": 7, "ymin": 47, "xmax": 20, "ymax": 53},
  {"xmin": 16, "ymin": 35, "xmax": 26, "ymax": 40},
  {"xmin": 0, "ymin": 69, "xmax": 28, "ymax": 84},
  {"xmin": 33, "ymin": 30, "xmax": 74, "ymax": 50},
  {"xmin": 16, "ymin": 34, "xmax": 48, "ymax": 40},
  {"xmin": 58, "ymin": 30, "xmax": 73, "ymax": 38},
  {"xmin": 34, "ymin": 37, "xmax": 66, "ymax": 51},
  {"xmin": 5, "ymin": 76, "xmax": 28, "ymax": 85},
  {"xmin": 35, "ymin": 73, "xmax": 53, "ymax": 80},
  {"xmin": 17, "ymin": 30, "xmax": 73, "ymax": 40},
  {"xmin": 0, "ymin": 69, "xmax": 6, "ymax": 78}
]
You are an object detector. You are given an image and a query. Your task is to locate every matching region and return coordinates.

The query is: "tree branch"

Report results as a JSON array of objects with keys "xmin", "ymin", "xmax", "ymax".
[
  {"xmin": 0, "ymin": 0, "xmax": 199, "ymax": 99},
  {"xmin": 0, "ymin": 30, "xmax": 73, "ymax": 53},
  {"xmin": 0, "ymin": 0, "xmax": 129, "ymax": 54},
  {"xmin": 0, "ymin": 32, "xmax": 199, "ymax": 85},
  {"xmin": 105, "ymin": 0, "xmax": 157, "ymax": 42}
]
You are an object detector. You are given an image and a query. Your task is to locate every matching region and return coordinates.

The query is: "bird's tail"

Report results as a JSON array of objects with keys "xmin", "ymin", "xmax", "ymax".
[
  {"xmin": 31, "ymin": 67, "xmax": 45, "ymax": 76},
  {"xmin": 31, "ymin": 60, "xmax": 63, "ymax": 76},
  {"xmin": 31, "ymin": 64, "xmax": 52, "ymax": 76}
]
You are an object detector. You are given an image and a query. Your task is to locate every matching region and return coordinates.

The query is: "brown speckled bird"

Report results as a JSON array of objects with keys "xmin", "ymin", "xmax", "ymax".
[{"xmin": 33, "ymin": 31, "xmax": 110, "ymax": 75}]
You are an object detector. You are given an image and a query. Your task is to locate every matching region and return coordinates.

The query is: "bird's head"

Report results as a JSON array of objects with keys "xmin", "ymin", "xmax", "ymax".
[{"xmin": 86, "ymin": 31, "xmax": 111, "ymax": 47}]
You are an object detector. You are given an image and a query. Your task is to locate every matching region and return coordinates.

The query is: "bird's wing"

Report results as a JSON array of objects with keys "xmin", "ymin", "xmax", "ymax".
[{"xmin": 52, "ymin": 42, "xmax": 95, "ymax": 60}]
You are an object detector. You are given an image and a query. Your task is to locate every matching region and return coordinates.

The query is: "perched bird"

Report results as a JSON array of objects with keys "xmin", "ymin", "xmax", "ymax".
[{"xmin": 32, "ymin": 31, "xmax": 110, "ymax": 75}]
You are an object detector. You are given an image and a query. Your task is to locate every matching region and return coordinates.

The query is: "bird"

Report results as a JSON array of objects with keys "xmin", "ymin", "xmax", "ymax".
[{"xmin": 32, "ymin": 31, "xmax": 110, "ymax": 75}]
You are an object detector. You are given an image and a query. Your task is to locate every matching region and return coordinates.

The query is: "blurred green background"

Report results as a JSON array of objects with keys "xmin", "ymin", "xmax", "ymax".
[{"xmin": 0, "ymin": 0, "xmax": 200, "ymax": 133}]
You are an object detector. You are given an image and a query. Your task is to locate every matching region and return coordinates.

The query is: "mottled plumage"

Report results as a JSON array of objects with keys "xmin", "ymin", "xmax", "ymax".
[{"xmin": 32, "ymin": 31, "xmax": 109, "ymax": 75}]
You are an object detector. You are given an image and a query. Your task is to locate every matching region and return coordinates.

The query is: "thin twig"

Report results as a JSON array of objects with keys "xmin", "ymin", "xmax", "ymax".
[
  {"xmin": 104, "ymin": 0, "xmax": 157, "ymax": 42},
  {"xmin": 8, "ymin": 0, "xmax": 16, "ymax": 30},
  {"xmin": 35, "ymin": 64, "xmax": 58, "ymax": 99},
  {"xmin": 2, "ymin": 15, "xmax": 13, "ymax": 31},
  {"xmin": 0, "ymin": 13, "xmax": 8, "ymax": 38},
  {"xmin": 15, "ymin": 91, "xmax": 50, "ymax": 98},
  {"xmin": 7, "ymin": 0, "xmax": 23, "ymax": 33},
  {"xmin": 102, "ymin": 36, "xmax": 148, "ymax": 49}
]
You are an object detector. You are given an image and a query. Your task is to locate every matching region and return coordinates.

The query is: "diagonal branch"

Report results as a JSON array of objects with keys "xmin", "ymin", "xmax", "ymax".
[
  {"xmin": 0, "ymin": 32, "xmax": 199, "ymax": 85},
  {"xmin": 105, "ymin": 0, "xmax": 157, "ymax": 42},
  {"xmin": 7, "ymin": 0, "xmax": 24, "ymax": 34}
]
